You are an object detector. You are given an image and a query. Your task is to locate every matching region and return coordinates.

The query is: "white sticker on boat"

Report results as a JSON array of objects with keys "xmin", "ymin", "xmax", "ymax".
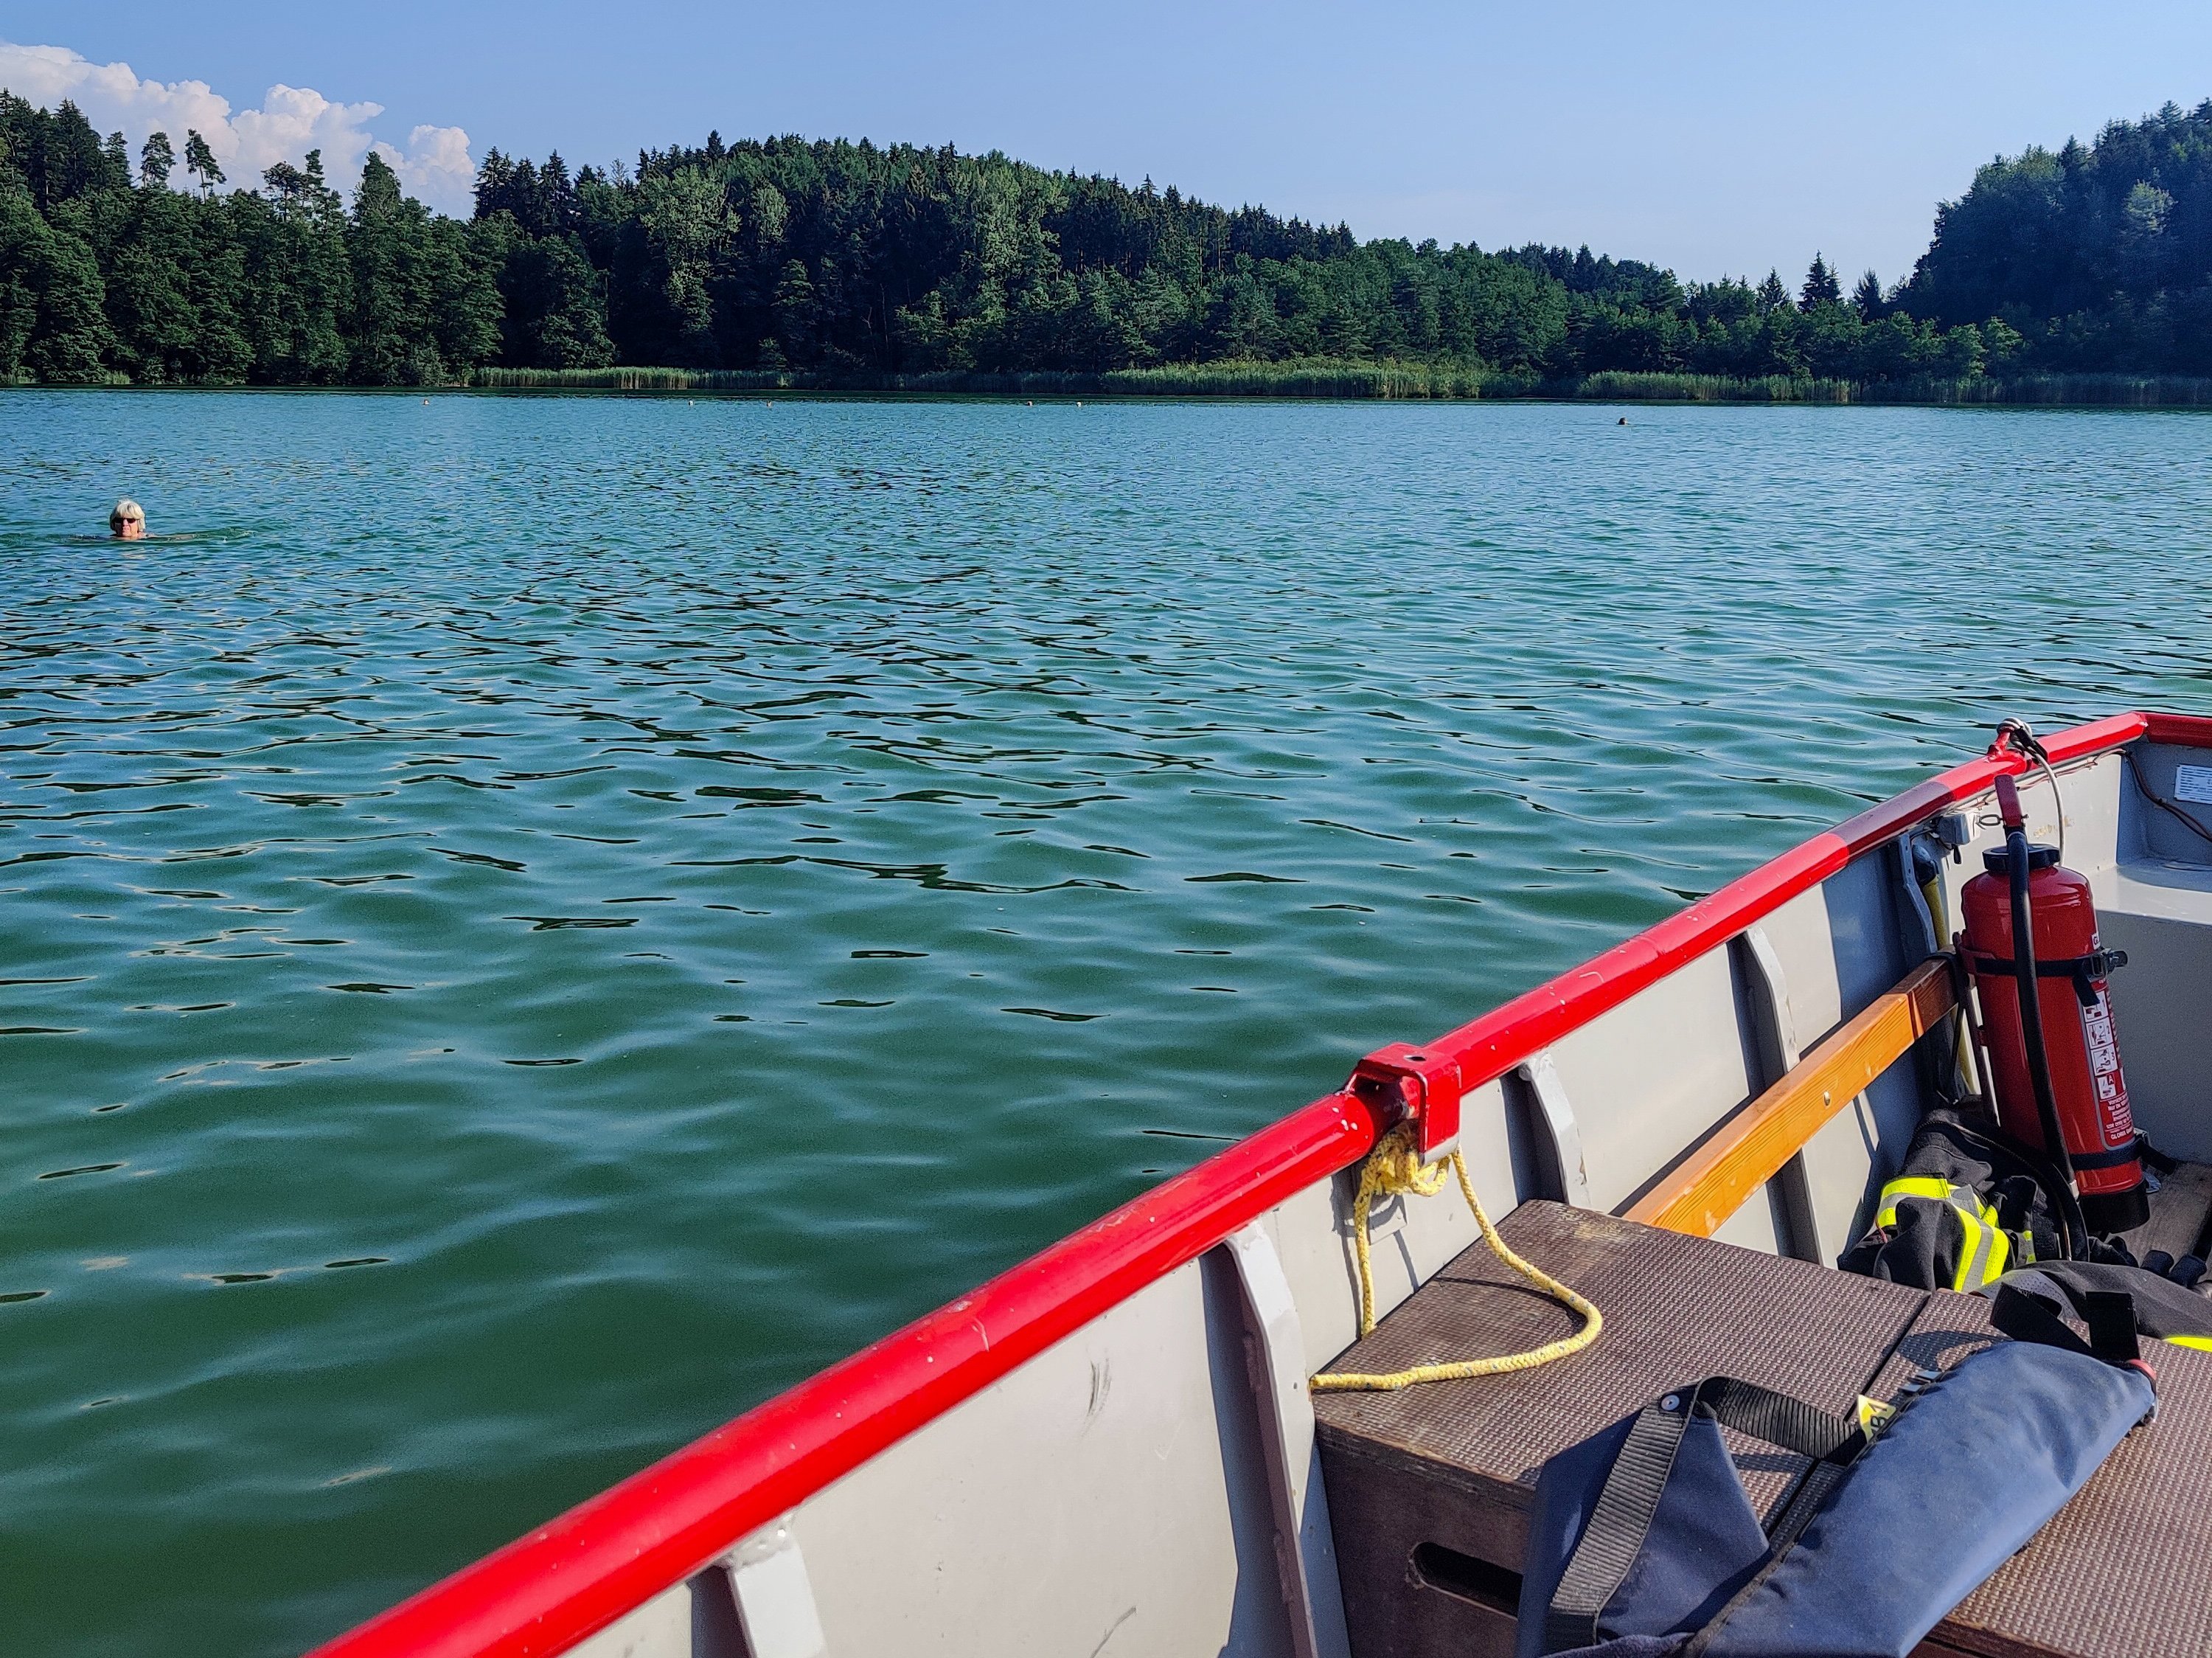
[{"xmin": 2174, "ymin": 763, "xmax": 2212, "ymax": 804}]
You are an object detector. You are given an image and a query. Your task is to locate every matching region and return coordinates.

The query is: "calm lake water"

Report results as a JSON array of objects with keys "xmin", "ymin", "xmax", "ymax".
[{"xmin": 4, "ymin": 391, "xmax": 2210, "ymax": 1654}]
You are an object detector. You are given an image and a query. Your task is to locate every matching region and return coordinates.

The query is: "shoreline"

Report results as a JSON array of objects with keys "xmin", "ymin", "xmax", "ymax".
[{"xmin": 17, "ymin": 366, "xmax": 2212, "ymax": 406}]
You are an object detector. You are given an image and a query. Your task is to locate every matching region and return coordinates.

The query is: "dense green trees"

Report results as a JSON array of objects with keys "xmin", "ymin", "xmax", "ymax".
[
  {"xmin": 0, "ymin": 94, "xmax": 496, "ymax": 384},
  {"xmin": 4, "ymin": 84, "xmax": 2211, "ymax": 387},
  {"xmin": 1899, "ymin": 100, "xmax": 2212, "ymax": 373}
]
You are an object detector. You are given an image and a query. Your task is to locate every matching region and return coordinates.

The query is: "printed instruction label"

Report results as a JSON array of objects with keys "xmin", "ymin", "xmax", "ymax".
[
  {"xmin": 2081, "ymin": 990, "xmax": 2134, "ymax": 1146},
  {"xmin": 2174, "ymin": 763, "xmax": 2212, "ymax": 804}
]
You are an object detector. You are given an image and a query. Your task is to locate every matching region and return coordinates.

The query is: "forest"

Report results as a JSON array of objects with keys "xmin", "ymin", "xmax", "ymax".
[{"xmin": 7, "ymin": 87, "xmax": 2212, "ymax": 392}]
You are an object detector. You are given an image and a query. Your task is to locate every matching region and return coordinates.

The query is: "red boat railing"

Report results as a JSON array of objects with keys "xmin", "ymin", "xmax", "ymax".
[{"xmin": 313, "ymin": 710, "xmax": 2197, "ymax": 1658}]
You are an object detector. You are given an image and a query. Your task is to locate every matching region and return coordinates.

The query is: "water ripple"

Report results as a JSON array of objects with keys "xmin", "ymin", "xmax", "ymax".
[{"xmin": 4, "ymin": 393, "xmax": 2212, "ymax": 1654}]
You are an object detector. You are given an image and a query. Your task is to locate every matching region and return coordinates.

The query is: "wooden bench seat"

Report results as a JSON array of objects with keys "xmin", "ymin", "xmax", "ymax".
[{"xmin": 1625, "ymin": 954, "xmax": 1956, "ymax": 1239}]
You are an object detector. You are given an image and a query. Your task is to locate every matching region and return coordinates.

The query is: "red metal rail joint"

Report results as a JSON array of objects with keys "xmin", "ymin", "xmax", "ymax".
[{"xmin": 1349, "ymin": 1042, "xmax": 1464, "ymax": 1157}]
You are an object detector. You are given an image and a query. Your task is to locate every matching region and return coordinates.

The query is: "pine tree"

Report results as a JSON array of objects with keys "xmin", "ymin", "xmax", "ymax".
[
  {"xmin": 773, "ymin": 257, "xmax": 818, "ymax": 363},
  {"xmin": 183, "ymin": 130, "xmax": 223, "ymax": 194},
  {"xmin": 348, "ymin": 150, "xmax": 439, "ymax": 383},
  {"xmin": 1798, "ymin": 253, "xmax": 1840, "ymax": 311},
  {"xmin": 108, "ymin": 185, "xmax": 200, "ymax": 378},
  {"xmin": 501, "ymin": 232, "xmax": 612, "ymax": 367},
  {"xmin": 24, "ymin": 212, "xmax": 114, "ymax": 380},
  {"xmin": 43, "ymin": 102, "xmax": 112, "ymax": 207},
  {"xmin": 473, "ymin": 147, "xmax": 514, "ymax": 218},
  {"xmin": 245, "ymin": 149, "xmax": 350, "ymax": 383},
  {"xmin": 1756, "ymin": 269, "xmax": 1789, "ymax": 312},
  {"xmin": 182, "ymin": 191, "xmax": 251, "ymax": 381},
  {"xmin": 1851, "ymin": 269, "xmax": 1883, "ymax": 322},
  {"xmin": 428, "ymin": 215, "xmax": 504, "ymax": 371},
  {"xmin": 538, "ymin": 152, "xmax": 577, "ymax": 236},
  {"xmin": 0, "ymin": 184, "xmax": 49, "ymax": 376},
  {"xmin": 139, "ymin": 131, "xmax": 175, "ymax": 190}
]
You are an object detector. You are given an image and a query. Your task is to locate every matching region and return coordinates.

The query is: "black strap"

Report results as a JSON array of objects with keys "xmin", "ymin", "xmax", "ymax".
[
  {"xmin": 1542, "ymin": 1378, "xmax": 1862, "ymax": 1654},
  {"xmin": 1990, "ymin": 1282, "xmax": 2096, "ymax": 1356},
  {"xmin": 1543, "ymin": 1398, "xmax": 1693, "ymax": 1654},
  {"xmin": 1990, "ymin": 1283, "xmax": 2146, "ymax": 1369},
  {"xmin": 1962, "ymin": 947, "xmax": 2127, "ymax": 1005},
  {"xmin": 2082, "ymin": 1291, "xmax": 2143, "ymax": 1364},
  {"xmin": 2066, "ymin": 1140, "xmax": 2146, "ymax": 1173},
  {"xmin": 1692, "ymin": 1376, "xmax": 1864, "ymax": 1465}
]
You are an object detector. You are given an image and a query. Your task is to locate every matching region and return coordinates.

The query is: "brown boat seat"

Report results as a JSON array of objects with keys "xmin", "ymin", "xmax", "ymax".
[{"xmin": 1313, "ymin": 1201, "xmax": 2212, "ymax": 1658}]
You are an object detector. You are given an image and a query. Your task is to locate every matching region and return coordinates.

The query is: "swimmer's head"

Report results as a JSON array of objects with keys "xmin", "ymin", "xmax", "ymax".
[{"xmin": 110, "ymin": 499, "xmax": 147, "ymax": 540}]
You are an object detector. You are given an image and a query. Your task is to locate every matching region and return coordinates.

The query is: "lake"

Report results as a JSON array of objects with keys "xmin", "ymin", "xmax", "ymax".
[{"xmin": 3, "ymin": 391, "xmax": 2209, "ymax": 1655}]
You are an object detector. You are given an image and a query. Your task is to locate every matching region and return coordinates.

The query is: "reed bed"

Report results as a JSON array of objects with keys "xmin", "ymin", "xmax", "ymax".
[
  {"xmin": 1097, "ymin": 360, "xmax": 1490, "ymax": 398},
  {"xmin": 1885, "ymin": 373, "xmax": 2212, "ymax": 406},
  {"xmin": 1570, "ymin": 372, "xmax": 1855, "ymax": 403},
  {"xmin": 467, "ymin": 361, "xmax": 1489, "ymax": 397},
  {"xmin": 470, "ymin": 367, "xmax": 780, "ymax": 391},
  {"xmin": 465, "ymin": 362, "xmax": 2212, "ymax": 406}
]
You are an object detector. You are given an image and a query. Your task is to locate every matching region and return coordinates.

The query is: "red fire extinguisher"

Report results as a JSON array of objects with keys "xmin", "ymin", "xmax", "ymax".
[{"xmin": 1960, "ymin": 772, "xmax": 2148, "ymax": 1236}]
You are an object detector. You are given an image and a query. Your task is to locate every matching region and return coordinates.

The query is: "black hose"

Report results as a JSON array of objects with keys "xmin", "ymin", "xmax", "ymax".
[
  {"xmin": 2006, "ymin": 823, "xmax": 2079, "ymax": 1259},
  {"xmin": 1934, "ymin": 1113, "xmax": 2091, "ymax": 1265}
]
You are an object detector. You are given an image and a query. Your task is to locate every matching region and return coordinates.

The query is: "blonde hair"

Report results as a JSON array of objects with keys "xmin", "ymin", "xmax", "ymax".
[{"xmin": 110, "ymin": 499, "xmax": 145, "ymax": 530}]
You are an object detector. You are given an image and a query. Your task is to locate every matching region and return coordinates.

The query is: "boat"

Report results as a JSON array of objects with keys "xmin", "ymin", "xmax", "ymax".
[{"xmin": 310, "ymin": 710, "xmax": 2212, "ymax": 1658}]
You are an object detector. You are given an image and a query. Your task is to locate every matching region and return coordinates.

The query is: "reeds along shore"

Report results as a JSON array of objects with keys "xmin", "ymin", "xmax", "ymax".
[{"xmin": 465, "ymin": 362, "xmax": 2212, "ymax": 405}]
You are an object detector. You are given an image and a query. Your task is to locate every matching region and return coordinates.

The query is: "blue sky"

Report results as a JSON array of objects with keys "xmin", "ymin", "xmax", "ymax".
[{"xmin": 10, "ymin": 1, "xmax": 2212, "ymax": 285}]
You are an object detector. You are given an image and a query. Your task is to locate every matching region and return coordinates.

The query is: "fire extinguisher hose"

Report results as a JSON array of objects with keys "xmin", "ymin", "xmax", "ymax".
[{"xmin": 1997, "ymin": 774, "xmax": 2081, "ymax": 1259}]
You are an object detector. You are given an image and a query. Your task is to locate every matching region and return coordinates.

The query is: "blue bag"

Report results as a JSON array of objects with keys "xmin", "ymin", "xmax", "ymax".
[{"xmin": 1515, "ymin": 1287, "xmax": 2157, "ymax": 1658}]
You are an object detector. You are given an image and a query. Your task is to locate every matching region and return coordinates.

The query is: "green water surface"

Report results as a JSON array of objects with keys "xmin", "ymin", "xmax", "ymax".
[{"xmin": 4, "ymin": 393, "xmax": 2209, "ymax": 1655}]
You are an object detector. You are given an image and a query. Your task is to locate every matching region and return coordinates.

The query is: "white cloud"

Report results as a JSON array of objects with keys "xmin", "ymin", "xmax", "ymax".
[
  {"xmin": 0, "ymin": 40, "xmax": 476, "ymax": 215},
  {"xmin": 375, "ymin": 125, "xmax": 477, "ymax": 212}
]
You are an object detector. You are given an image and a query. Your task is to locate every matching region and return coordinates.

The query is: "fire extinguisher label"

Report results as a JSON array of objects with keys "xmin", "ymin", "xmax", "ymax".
[{"xmin": 2081, "ymin": 989, "xmax": 2134, "ymax": 1146}]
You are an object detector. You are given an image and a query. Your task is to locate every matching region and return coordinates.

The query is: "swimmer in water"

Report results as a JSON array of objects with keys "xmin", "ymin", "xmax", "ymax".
[{"xmin": 110, "ymin": 499, "xmax": 146, "ymax": 540}]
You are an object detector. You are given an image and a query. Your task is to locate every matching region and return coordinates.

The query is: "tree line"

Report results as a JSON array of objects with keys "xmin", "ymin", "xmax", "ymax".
[{"xmin": 6, "ymin": 86, "xmax": 2212, "ymax": 387}]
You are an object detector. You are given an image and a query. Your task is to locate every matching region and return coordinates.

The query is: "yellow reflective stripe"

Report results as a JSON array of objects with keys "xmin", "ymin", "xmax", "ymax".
[
  {"xmin": 2167, "ymin": 1335, "xmax": 2212, "ymax": 1353},
  {"xmin": 1952, "ymin": 1188, "xmax": 2009, "ymax": 1286},
  {"xmin": 1951, "ymin": 1206, "xmax": 1997, "ymax": 1291},
  {"xmin": 1877, "ymin": 1179, "xmax": 2011, "ymax": 1285},
  {"xmin": 1877, "ymin": 1176, "xmax": 1954, "ymax": 1229},
  {"xmin": 1977, "ymin": 1220, "xmax": 2011, "ymax": 1285},
  {"xmin": 2011, "ymin": 1228, "xmax": 2037, "ymax": 1267}
]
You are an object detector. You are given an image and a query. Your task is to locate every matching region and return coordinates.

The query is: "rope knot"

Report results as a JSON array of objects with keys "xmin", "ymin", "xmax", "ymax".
[
  {"xmin": 1311, "ymin": 1120, "xmax": 1603, "ymax": 1392},
  {"xmin": 1365, "ymin": 1125, "xmax": 1448, "ymax": 1201}
]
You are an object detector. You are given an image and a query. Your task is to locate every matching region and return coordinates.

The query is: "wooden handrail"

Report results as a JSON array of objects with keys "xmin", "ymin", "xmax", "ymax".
[{"xmin": 1625, "ymin": 956, "xmax": 1957, "ymax": 1238}]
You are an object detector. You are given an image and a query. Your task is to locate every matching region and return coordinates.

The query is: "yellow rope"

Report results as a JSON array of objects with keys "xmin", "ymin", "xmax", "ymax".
[{"xmin": 1310, "ymin": 1125, "xmax": 1603, "ymax": 1392}]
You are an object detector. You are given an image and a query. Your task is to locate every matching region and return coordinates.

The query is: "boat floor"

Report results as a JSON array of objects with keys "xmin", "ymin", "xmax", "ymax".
[{"xmin": 2122, "ymin": 1156, "xmax": 2212, "ymax": 1261}]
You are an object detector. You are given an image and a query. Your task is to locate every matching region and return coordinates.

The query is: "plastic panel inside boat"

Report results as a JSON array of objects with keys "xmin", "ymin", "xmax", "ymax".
[
  {"xmin": 2084, "ymin": 739, "xmax": 2212, "ymax": 1165},
  {"xmin": 312, "ymin": 711, "xmax": 2202, "ymax": 1658}
]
